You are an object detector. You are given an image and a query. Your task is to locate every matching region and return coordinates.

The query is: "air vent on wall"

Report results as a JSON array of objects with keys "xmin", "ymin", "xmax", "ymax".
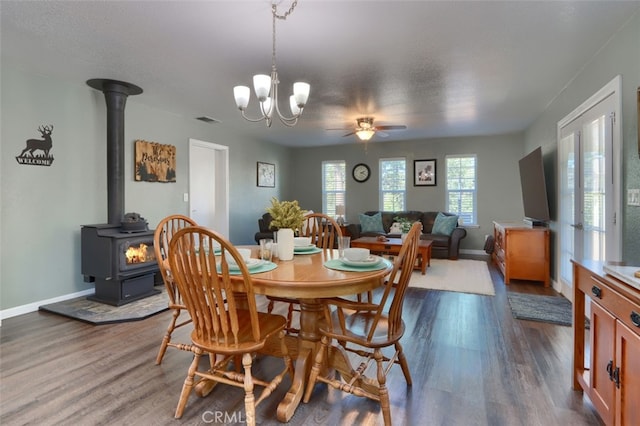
[{"xmin": 195, "ymin": 116, "xmax": 220, "ymax": 124}]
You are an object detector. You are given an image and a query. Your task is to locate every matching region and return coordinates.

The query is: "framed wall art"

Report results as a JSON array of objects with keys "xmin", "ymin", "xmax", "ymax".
[
  {"xmin": 257, "ymin": 161, "xmax": 275, "ymax": 187},
  {"xmin": 135, "ymin": 140, "xmax": 176, "ymax": 182},
  {"xmin": 414, "ymin": 159, "xmax": 437, "ymax": 186}
]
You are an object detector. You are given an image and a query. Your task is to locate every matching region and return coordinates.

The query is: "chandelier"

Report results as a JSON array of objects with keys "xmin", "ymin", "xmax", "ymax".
[{"xmin": 233, "ymin": 1, "xmax": 310, "ymax": 127}]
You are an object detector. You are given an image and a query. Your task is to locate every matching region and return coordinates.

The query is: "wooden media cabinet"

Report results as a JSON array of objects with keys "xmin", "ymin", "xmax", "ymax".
[{"xmin": 492, "ymin": 221, "xmax": 550, "ymax": 287}]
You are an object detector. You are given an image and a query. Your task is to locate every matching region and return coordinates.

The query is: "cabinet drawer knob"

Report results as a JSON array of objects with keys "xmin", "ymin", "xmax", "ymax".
[
  {"xmin": 631, "ymin": 311, "xmax": 640, "ymax": 328},
  {"xmin": 591, "ymin": 285, "xmax": 602, "ymax": 298}
]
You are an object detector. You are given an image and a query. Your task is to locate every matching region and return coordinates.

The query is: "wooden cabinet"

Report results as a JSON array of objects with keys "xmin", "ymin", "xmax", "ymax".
[
  {"xmin": 572, "ymin": 260, "xmax": 640, "ymax": 426},
  {"xmin": 492, "ymin": 221, "xmax": 550, "ymax": 286}
]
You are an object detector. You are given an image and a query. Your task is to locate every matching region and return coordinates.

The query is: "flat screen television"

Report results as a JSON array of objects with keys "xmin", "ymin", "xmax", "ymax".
[{"xmin": 518, "ymin": 146, "xmax": 550, "ymax": 226}]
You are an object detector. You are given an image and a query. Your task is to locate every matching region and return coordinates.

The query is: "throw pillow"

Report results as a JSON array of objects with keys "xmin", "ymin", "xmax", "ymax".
[
  {"xmin": 360, "ymin": 212, "xmax": 385, "ymax": 233},
  {"xmin": 432, "ymin": 212, "xmax": 458, "ymax": 236}
]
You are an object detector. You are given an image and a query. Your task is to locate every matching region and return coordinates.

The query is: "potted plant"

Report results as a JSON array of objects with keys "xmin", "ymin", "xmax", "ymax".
[
  {"xmin": 266, "ymin": 198, "xmax": 306, "ymax": 261},
  {"xmin": 394, "ymin": 216, "xmax": 413, "ymax": 241}
]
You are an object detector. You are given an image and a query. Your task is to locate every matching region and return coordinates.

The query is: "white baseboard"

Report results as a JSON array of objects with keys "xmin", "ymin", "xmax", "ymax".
[{"xmin": 0, "ymin": 288, "xmax": 95, "ymax": 321}]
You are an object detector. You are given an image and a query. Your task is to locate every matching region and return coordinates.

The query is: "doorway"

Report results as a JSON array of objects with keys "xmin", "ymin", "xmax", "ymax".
[
  {"xmin": 188, "ymin": 139, "xmax": 229, "ymax": 237},
  {"xmin": 557, "ymin": 76, "xmax": 622, "ymax": 288}
]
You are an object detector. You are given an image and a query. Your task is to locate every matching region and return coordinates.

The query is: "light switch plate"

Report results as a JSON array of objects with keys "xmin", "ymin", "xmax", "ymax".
[
  {"xmin": 628, "ymin": 189, "xmax": 640, "ymax": 206},
  {"xmin": 183, "ymin": 193, "xmax": 189, "ymax": 202}
]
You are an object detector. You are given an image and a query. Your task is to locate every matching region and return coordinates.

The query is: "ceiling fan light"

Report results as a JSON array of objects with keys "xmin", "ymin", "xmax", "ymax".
[
  {"xmin": 253, "ymin": 74, "xmax": 271, "ymax": 101},
  {"xmin": 293, "ymin": 82, "xmax": 310, "ymax": 106},
  {"xmin": 233, "ymin": 86, "xmax": 250, "ymax": 110},
  {"xmin": 356, "ymin": 129, "xmax": 375, "ymax": 141},
  {"xmin": 289, "ymin": 95, "xmax": 301, "ymax": 116}
]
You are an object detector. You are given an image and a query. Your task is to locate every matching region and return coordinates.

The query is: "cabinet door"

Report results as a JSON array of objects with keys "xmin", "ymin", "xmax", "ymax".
[
  {"xmin": 590, "ymin": 301, "xmax": 616, "ymax": 425},
  {"xmin": 615, "ymin": 320, "xmax": 640, "ymax": 426}
]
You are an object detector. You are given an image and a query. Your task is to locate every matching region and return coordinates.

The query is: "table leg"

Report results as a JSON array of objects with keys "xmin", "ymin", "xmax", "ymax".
[{"xmin": 277, "ymin": 299, "xmax": 323, "ymax": 422}]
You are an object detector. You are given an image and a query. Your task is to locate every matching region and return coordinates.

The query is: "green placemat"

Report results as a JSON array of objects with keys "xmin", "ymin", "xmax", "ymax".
[
  {"xmin": 217, "ymin": 261, "xmax": 277, "ymax": 275},
  {"xmin": 294, "ymin": 247, "xmax": 322, "ymax": 255},
  {"xmin": 324, "ymin": 257, "xmax": 391, "ymax": 272}
]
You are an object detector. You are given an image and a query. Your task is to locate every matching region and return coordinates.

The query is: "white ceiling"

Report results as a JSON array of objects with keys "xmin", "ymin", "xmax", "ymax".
[{"xmin": 2, "ymin": 1, "xmax": 639, "ymax": 147}]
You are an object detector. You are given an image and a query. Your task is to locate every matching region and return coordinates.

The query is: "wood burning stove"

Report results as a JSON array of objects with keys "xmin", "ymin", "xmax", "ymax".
[
  {"xmin": 81, "ymin": 78, "xmax": 160, "ymax": 306},
  {"xmin": 82, "ymin": 224, "xmax": 159, "ymax": 305}
]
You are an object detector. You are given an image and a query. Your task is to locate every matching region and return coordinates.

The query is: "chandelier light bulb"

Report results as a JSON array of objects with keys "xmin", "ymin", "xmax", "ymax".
[
  {"xmin": 233, "ymin": 86, "xmax": 250, "ymax": 110},
  {"xmin": 261, "ymin": 97, "xmax": 274, "ymax": 118},
  {"xmin": 253, "ymin": 74, "xmax": 271, "ymax": 102},
  {"xmin": 292, "ymin": 82, "xmax": 310, "ymax": 106},
  {"xmin": 289, "ymin": 95, "xmax": 301, "ymax": 115}
]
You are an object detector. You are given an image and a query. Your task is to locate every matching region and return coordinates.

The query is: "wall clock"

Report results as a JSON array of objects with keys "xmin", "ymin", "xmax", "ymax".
[{"xmin": 352, "ymin": 163, "xmax": 370, "ymax": 183}]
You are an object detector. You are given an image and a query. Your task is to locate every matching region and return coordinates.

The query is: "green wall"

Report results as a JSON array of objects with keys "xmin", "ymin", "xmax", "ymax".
[
  {"xmin": 0, "ymin": 64, "xmax": 291, "ymax": 311},
  {"xmin": 290, "ymin": 133, "xmax": 526, "ymax": 252},
  {"xmin": 524, "ymin": 11, "xmax": 640, "ymax": 268}
]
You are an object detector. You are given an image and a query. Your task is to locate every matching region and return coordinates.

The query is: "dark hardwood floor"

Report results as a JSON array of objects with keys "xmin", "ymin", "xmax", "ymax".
[{"xmin": 0, "ymin": 256, "xmax": 604, "ymax": 425}]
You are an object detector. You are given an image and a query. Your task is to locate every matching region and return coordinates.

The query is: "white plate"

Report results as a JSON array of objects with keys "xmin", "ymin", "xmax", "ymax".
[
  {"xmin": 227, "ymin": 258, "xmax": 263, "ymax": 271},
  {"xmin": 294, "ymin": 245, "xmax": 317, "ymax": 252},
  {"xmin": 340, "ymin": 255, "xmax": 381, "ymax": 267}
]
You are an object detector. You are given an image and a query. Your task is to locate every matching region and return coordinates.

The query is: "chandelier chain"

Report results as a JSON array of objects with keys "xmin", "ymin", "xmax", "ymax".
[
  {"xmin": 272, "ymin": 1, "xmax": 298, "ymax": 20},
  {"xmin": 271, "ymin": 1, "xmax": 298, "ymax": 70}
]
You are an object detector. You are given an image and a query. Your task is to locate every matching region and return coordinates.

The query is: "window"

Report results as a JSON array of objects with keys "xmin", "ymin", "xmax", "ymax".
[
  {"xmin": 446, "ymin": 155, "xmax": 477, "ymax": 225},
  {"xmin": 322, "ymin": 161, "xmax": 346, "ymax": 218},
  {"xmin": 379, "ymin": 158, "xmax": 406, "ymax": 211}
]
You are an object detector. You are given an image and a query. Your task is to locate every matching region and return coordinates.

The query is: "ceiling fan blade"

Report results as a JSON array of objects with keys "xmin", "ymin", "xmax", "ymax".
[
  {"xmin": 375, "ymin": 125, "xmax": 407, "ymax": 131},
  {"xmin": 343, "ymin": 131, "xmax": 355, "ymax": 137}
]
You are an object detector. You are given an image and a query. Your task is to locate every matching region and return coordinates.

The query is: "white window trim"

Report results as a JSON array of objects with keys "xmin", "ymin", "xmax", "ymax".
[
  {"xmin": 378, "ymin": 157, "xmax": 406, "ymax": 211},
  {"xmin": 445, "ymin": 154, "xmax": 478, "ymax": 226}
]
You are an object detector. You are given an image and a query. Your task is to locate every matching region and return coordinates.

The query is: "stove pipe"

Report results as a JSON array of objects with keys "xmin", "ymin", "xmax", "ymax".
[{"xmin": 87, "ymin": 79, "xmax": 143, "ymax": 225}]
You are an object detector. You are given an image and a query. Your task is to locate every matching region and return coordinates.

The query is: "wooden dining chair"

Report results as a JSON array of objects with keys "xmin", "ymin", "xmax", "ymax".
[
  {"xmin": 267, "ymin": 213, "xmax": 343, "ymax": 334},
  {"xmin": 153, "ymin": 214, "xmax": 197, "ymax": 365},
  {"xmin": 300, "ymin": 212, "xmax": 343, "ymax": 249},
  {"xmin": 302, "ymin": 222, "xmax": 421, "ymax": 426},
  {"xmin": 168, "ymin": 226, "xmax": 293, "ymax": 424}
]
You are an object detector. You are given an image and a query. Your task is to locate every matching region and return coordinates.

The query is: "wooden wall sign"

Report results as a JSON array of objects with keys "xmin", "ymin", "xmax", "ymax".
[
  {"xmin": 134, "ymin": 140, "xmax": 176, "ymax": 182},
  {"xmin": 15, "ymin": 125, "xmax": 54, "ymax": 166}
]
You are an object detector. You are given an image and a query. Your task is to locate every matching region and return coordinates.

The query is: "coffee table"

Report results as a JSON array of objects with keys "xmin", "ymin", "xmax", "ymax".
[{"xmin": 350, "ymin": 237, "xmax": 432, "ymax": 274}]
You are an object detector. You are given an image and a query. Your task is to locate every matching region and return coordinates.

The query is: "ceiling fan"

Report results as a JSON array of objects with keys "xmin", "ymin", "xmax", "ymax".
[{"xmin": 329, "ymin": 117, "xmax": 407, "ymax": 141}]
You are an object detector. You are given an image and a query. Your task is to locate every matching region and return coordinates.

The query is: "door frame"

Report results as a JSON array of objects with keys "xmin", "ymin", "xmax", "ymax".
[
  {"xmin": 188, "ymin": 138, "xmax": 229, "ymax": 237},
  {"xmin": 556, "ymin": 75, "xmax": 623, "ymax": 290}
]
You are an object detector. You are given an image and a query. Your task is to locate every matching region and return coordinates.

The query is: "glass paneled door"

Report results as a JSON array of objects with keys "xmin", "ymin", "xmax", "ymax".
[{"xmin": 558, "ymin": 79, "xmax": 621, "ymax": 288}]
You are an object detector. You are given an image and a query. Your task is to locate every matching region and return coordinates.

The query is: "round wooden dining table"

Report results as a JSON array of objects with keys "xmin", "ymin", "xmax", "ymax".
[{"xmin": 238, "ymin": 247, "xmax": 393, "ymax": 422}]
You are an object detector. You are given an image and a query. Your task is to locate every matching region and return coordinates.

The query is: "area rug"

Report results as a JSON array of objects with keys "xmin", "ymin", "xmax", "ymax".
[
  {"xmin": 39, "ymin": 288, "xmax": 169, "ymax": 325},
  {"xmin": 408, "ymin": 259, "xmax": 495, "ymax": 296},
  {"xmin": 507, "ymin": 293, "xmax": 572, "ymax": 326}
]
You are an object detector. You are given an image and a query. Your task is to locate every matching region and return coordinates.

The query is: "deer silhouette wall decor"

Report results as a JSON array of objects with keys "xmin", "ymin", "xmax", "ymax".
[{"xmin": 16, "ymin": 124, "xmax": 55, "ymax": 166}]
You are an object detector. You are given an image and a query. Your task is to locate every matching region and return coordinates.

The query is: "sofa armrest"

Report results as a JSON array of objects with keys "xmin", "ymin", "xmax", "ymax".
[
  {"xmin": 347, "ymin": 224, "xmax": 362, "ymax": 239},
  {"xmin": 448, "ymin": 227, "xmax": 467, "ymax": 260}
]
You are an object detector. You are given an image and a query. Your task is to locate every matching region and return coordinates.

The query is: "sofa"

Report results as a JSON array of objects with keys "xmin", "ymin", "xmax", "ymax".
[{"xmin": 346, "ymin": 211, "xmax": 467, "ymax": 260}]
